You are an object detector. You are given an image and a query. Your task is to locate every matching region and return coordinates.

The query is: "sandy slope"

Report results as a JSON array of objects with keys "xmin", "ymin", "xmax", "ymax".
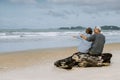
[{"xmin": 0, "ymin": 43, "xmax": 120, "ymax": 80}]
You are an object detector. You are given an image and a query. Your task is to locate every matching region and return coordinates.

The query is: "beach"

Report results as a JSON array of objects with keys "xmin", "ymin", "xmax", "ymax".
[
  {"xmin": 0, "ymin": 43, "xmax": 120, "ymax": 80},
  {"xmin": 1, "ymin": 0, "xmax": 120, "ymax": 79}
]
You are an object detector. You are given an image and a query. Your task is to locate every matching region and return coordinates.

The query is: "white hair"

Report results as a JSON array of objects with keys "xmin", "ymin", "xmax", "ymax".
[{"xmin": 95, "ymin": 26, "xmax": 101, "ymax": 31}]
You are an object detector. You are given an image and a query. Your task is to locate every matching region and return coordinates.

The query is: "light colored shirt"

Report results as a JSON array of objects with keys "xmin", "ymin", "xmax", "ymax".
[{"xmin": 76, "ymin": 33, "xmax": 92, "ymax": 53}]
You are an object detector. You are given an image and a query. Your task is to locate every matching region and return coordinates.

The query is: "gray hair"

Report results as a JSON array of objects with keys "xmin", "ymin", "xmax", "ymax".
[{"xmin": 95, "ymin": 26, "xmax": 101, "ymax": 31}]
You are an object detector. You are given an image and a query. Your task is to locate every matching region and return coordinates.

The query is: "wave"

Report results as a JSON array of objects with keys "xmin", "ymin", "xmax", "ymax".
[
  {"xmin": 0, "ymin": 31, "xmax": 80, "ymax": 39},
  {"xmin": 0, "ymin": 30, "xmax": 120, "ymax": 41},
  {"xmin": 0, "ymin": 30, "xmax": 120, "ymax": 53}
]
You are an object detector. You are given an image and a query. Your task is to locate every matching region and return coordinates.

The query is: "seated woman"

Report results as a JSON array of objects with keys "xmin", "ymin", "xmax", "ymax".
[
  {"xmin": 73, "ymin": 27, "xmax": 93, "ymax": 54},
  {"xmin": 54, "ymin": 27, "xmax": 93, "ymax": 69}
]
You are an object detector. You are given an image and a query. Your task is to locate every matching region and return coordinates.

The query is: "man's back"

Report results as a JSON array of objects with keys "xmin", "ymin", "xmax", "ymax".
[{"xmin": 87, "ymin": 33, "xmax": 105, "ymax": 55}]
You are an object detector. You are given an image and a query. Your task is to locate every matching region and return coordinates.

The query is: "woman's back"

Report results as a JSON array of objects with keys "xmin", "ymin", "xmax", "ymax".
[{"xmin": 77, "ymin": 33, "xmax": 92, "ymax": 53}]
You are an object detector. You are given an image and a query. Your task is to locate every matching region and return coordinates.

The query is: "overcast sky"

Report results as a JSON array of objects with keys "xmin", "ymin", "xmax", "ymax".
[{"xmin": 0, "ymin": 0, "xmax": 120, "ymax": 29}]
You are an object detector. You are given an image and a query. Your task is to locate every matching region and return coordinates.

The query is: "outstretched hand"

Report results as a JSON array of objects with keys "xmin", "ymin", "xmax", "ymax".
[{"xmin": 80, "ymin": 34, "xmax": 87, "ymax": 40}]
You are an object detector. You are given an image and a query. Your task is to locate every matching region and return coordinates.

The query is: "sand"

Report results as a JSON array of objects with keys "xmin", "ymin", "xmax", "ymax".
[{"xmin": 0, "ymin": 43, "xmax": 120, "ymax": 80}]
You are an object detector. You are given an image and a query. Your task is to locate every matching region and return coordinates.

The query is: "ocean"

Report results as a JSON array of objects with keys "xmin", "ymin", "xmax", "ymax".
[{"xmin": 0, "ymin": 29, "xmax": 120, "ymax": 53}]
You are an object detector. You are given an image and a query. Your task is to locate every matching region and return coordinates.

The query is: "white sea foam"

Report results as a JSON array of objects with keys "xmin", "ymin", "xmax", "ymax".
[
  {"xmin": 0, "ymin": 30, "xmax": 120, "ymax": 53},
  {"xmin": 103, "ymin": 30, "xmax": 120, "ymax": 36},
  {"xmin": 0, "ymin": 30, "xmax": 120, "ymax": 43},
  {"xmin": 0, "ymin": 31, "xmax": 119, "ymax": 40},
  {"xmin": 0, "ymin": 31, "xmax": 80, "ymax": 40}
]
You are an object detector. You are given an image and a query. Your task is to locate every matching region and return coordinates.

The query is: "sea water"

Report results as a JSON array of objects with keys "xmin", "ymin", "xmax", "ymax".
[{"xmin": 0, "ymin": 29, "xmax": 120, "ymax": 53}]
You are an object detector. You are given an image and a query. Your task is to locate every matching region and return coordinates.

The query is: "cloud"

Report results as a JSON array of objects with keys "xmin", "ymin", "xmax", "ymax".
[
  {"xmin": 47, "ymin": 0, "xmax": 120, "ymax": 13},
  {"xmin": 47, "ymin": 0, "xmax": 119, "ymax": 5},
  {"xmin": 9, "ymin": 0, "xmax": 37, "ymax": 4},
  {"xmin": 46, "ymin": 10, "xmax": 68, "ymax": 18}
]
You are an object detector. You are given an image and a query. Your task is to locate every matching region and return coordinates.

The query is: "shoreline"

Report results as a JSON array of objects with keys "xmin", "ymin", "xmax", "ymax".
[
  {"xmin": 0, "ymin": 42, "xmax": 120, "ymax": 54},
  {"xmin": 0, "ymin": 46, "xmax": 76, "ymax": 55}
]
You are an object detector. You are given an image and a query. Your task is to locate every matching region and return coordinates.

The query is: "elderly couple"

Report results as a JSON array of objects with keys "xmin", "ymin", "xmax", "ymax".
[
  {"xmin": 74, "ymin": 26, "xmax": 105, "ymax": 56},
  {"xmin": 54, "ymin": 26, "xmax": 112, "ymax": 69}
]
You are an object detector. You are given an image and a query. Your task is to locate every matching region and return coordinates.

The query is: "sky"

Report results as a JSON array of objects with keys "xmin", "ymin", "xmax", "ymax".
[{"xmin": 0, "ymin": 0, "xmax": 120, "ymax": 29}]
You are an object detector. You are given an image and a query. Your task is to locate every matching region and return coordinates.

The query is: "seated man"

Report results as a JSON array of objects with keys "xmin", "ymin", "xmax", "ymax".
[{"xmin": 81, "ymin": 26, "xmax": 105, "ymax": 56}]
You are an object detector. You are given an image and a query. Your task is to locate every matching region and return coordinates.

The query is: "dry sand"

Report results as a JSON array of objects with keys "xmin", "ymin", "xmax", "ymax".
[{"xmin": 0, "ymin": 43, "xmax": 120, "ymax": 80}]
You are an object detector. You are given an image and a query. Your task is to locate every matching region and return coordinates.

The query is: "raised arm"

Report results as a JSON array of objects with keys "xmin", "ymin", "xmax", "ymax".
[
  {"xmin": 80, "ymin": 34, "xmax": 95, "ymax": 42},
  {"xmin": 80, "ymin": 34, "xmax": 87, "ymax": 40},
  {"xmin": 73, "ymin": 35, "xmax": 81, "ymax": 39}
]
